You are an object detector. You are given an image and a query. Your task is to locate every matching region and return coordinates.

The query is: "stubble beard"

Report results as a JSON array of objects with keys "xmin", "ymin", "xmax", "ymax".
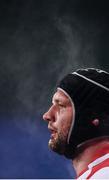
[
  {"xmin": 48, "ymin": 132, "xmax": 67, "ymax": 155},
  {"xmin": 48, "ymin": 131, "xmax": 77, "ymax": 159}
]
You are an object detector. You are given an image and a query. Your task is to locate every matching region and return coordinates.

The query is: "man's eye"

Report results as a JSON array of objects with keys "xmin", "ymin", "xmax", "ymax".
[{"xmin": 59, "ymin": 104, "xmax": 65, "ymax": 108}]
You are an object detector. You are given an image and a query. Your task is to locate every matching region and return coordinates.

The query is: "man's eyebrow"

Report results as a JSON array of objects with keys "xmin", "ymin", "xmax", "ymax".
[
  {"xmin": 52, "ymin": 98, "xmax": 60, "ymax": 104},
  {"xmin": 52, "ymin": 97, "xmax": 69, "ymax": 104}
]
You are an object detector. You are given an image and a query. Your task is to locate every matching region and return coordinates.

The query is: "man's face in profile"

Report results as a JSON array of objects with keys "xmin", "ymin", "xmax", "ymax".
[{"xmin": 43, "ymin": 89, "xmax": 74, "ymax": 155}]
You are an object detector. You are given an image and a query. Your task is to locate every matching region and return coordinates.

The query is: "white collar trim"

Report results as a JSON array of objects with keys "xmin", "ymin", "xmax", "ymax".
[{"xmin": 88, "ymin": 153, "xmax": 109, "ymax": 169}]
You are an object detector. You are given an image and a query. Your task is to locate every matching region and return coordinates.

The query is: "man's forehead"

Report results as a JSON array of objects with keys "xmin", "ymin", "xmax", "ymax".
[{"xmin": 52, "ymin": 89, "xmax": 70, "ymax": 102}]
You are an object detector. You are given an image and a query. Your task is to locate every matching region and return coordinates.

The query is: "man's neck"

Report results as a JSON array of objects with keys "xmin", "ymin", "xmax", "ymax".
[{"xmin": 72, "ymin": 139, "xmax": 109, "ymax": 177}]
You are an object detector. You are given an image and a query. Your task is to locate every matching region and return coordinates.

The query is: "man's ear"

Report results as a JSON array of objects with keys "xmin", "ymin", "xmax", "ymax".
[{"xmin": 91, "ymin": 118, "xmax": 100, "ymax": 126}]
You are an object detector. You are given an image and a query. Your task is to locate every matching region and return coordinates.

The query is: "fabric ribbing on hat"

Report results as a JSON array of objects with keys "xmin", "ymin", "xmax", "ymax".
[
  {"xmin": 73, "ymin": 72, "xmax": 109, "ymax": 92},
  {"xmin": 58, "ymin": 68, "xmax": 109, "ymax": 151}
]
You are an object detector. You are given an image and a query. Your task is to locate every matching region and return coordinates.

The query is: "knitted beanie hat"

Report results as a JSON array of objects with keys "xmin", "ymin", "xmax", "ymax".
[{"xmin": 58, "ymin": 68, "xmax": 109, "ymax": 151}]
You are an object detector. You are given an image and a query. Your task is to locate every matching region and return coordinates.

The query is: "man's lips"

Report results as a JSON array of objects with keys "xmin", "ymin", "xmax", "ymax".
[
  {"xmin": 48, "ymin": 127, "xmax": 57, "ymax": 139},
  {"xmin": 51, "ymin": 131, "xmax": 57, "ymax": 139}
]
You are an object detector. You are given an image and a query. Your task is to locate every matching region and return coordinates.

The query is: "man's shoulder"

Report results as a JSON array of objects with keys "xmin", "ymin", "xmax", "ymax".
[
  {"xmin": 89, "ymin": 167, "xmax": 109, "ymax": 178},
  {"xmin": 77, "ymin": 153, "xmax": 109, "ymax": 179},
  {"xmin": 87, "ymin": 157, "xmax": 109, "ymax": 178}
]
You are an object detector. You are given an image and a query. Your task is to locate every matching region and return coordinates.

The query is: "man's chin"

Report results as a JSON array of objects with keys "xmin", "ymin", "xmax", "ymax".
[
  {"xmin": 48, "ymin": 138, "xmax": 77, "ymax": 159},
  {"xmin": 48, "ymin": 138, "xmax": 65, "ymax": 155}
]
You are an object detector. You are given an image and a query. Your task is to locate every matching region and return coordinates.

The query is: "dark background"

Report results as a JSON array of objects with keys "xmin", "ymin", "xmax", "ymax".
[{"xmin": 0, "ymin": 0, "xmax": 109, "ymax": 178}]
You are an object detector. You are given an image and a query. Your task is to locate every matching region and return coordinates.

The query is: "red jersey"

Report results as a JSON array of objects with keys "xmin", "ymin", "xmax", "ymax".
[{"xmin": 77, "ymin": 145, "xmax": 109, "ymax": 179}]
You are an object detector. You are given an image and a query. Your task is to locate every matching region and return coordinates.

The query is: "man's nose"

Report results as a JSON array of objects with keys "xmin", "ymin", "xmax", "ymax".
[
  {"xmin": 43, "ymin": 110, "xmax": 52, "ymax": 122},
  {"xmin": 43, "ymin": 111, "xmax": 50, "ymax": 122},
  {"xmin": 43, "ymin": 106, "xmax": 54, "ymax": 122}
]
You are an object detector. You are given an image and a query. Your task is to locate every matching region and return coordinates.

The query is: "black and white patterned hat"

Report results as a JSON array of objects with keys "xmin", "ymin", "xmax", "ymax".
[{"xmin": 58, "ymin": 68, "xmax": 109, "ymax": 153}]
